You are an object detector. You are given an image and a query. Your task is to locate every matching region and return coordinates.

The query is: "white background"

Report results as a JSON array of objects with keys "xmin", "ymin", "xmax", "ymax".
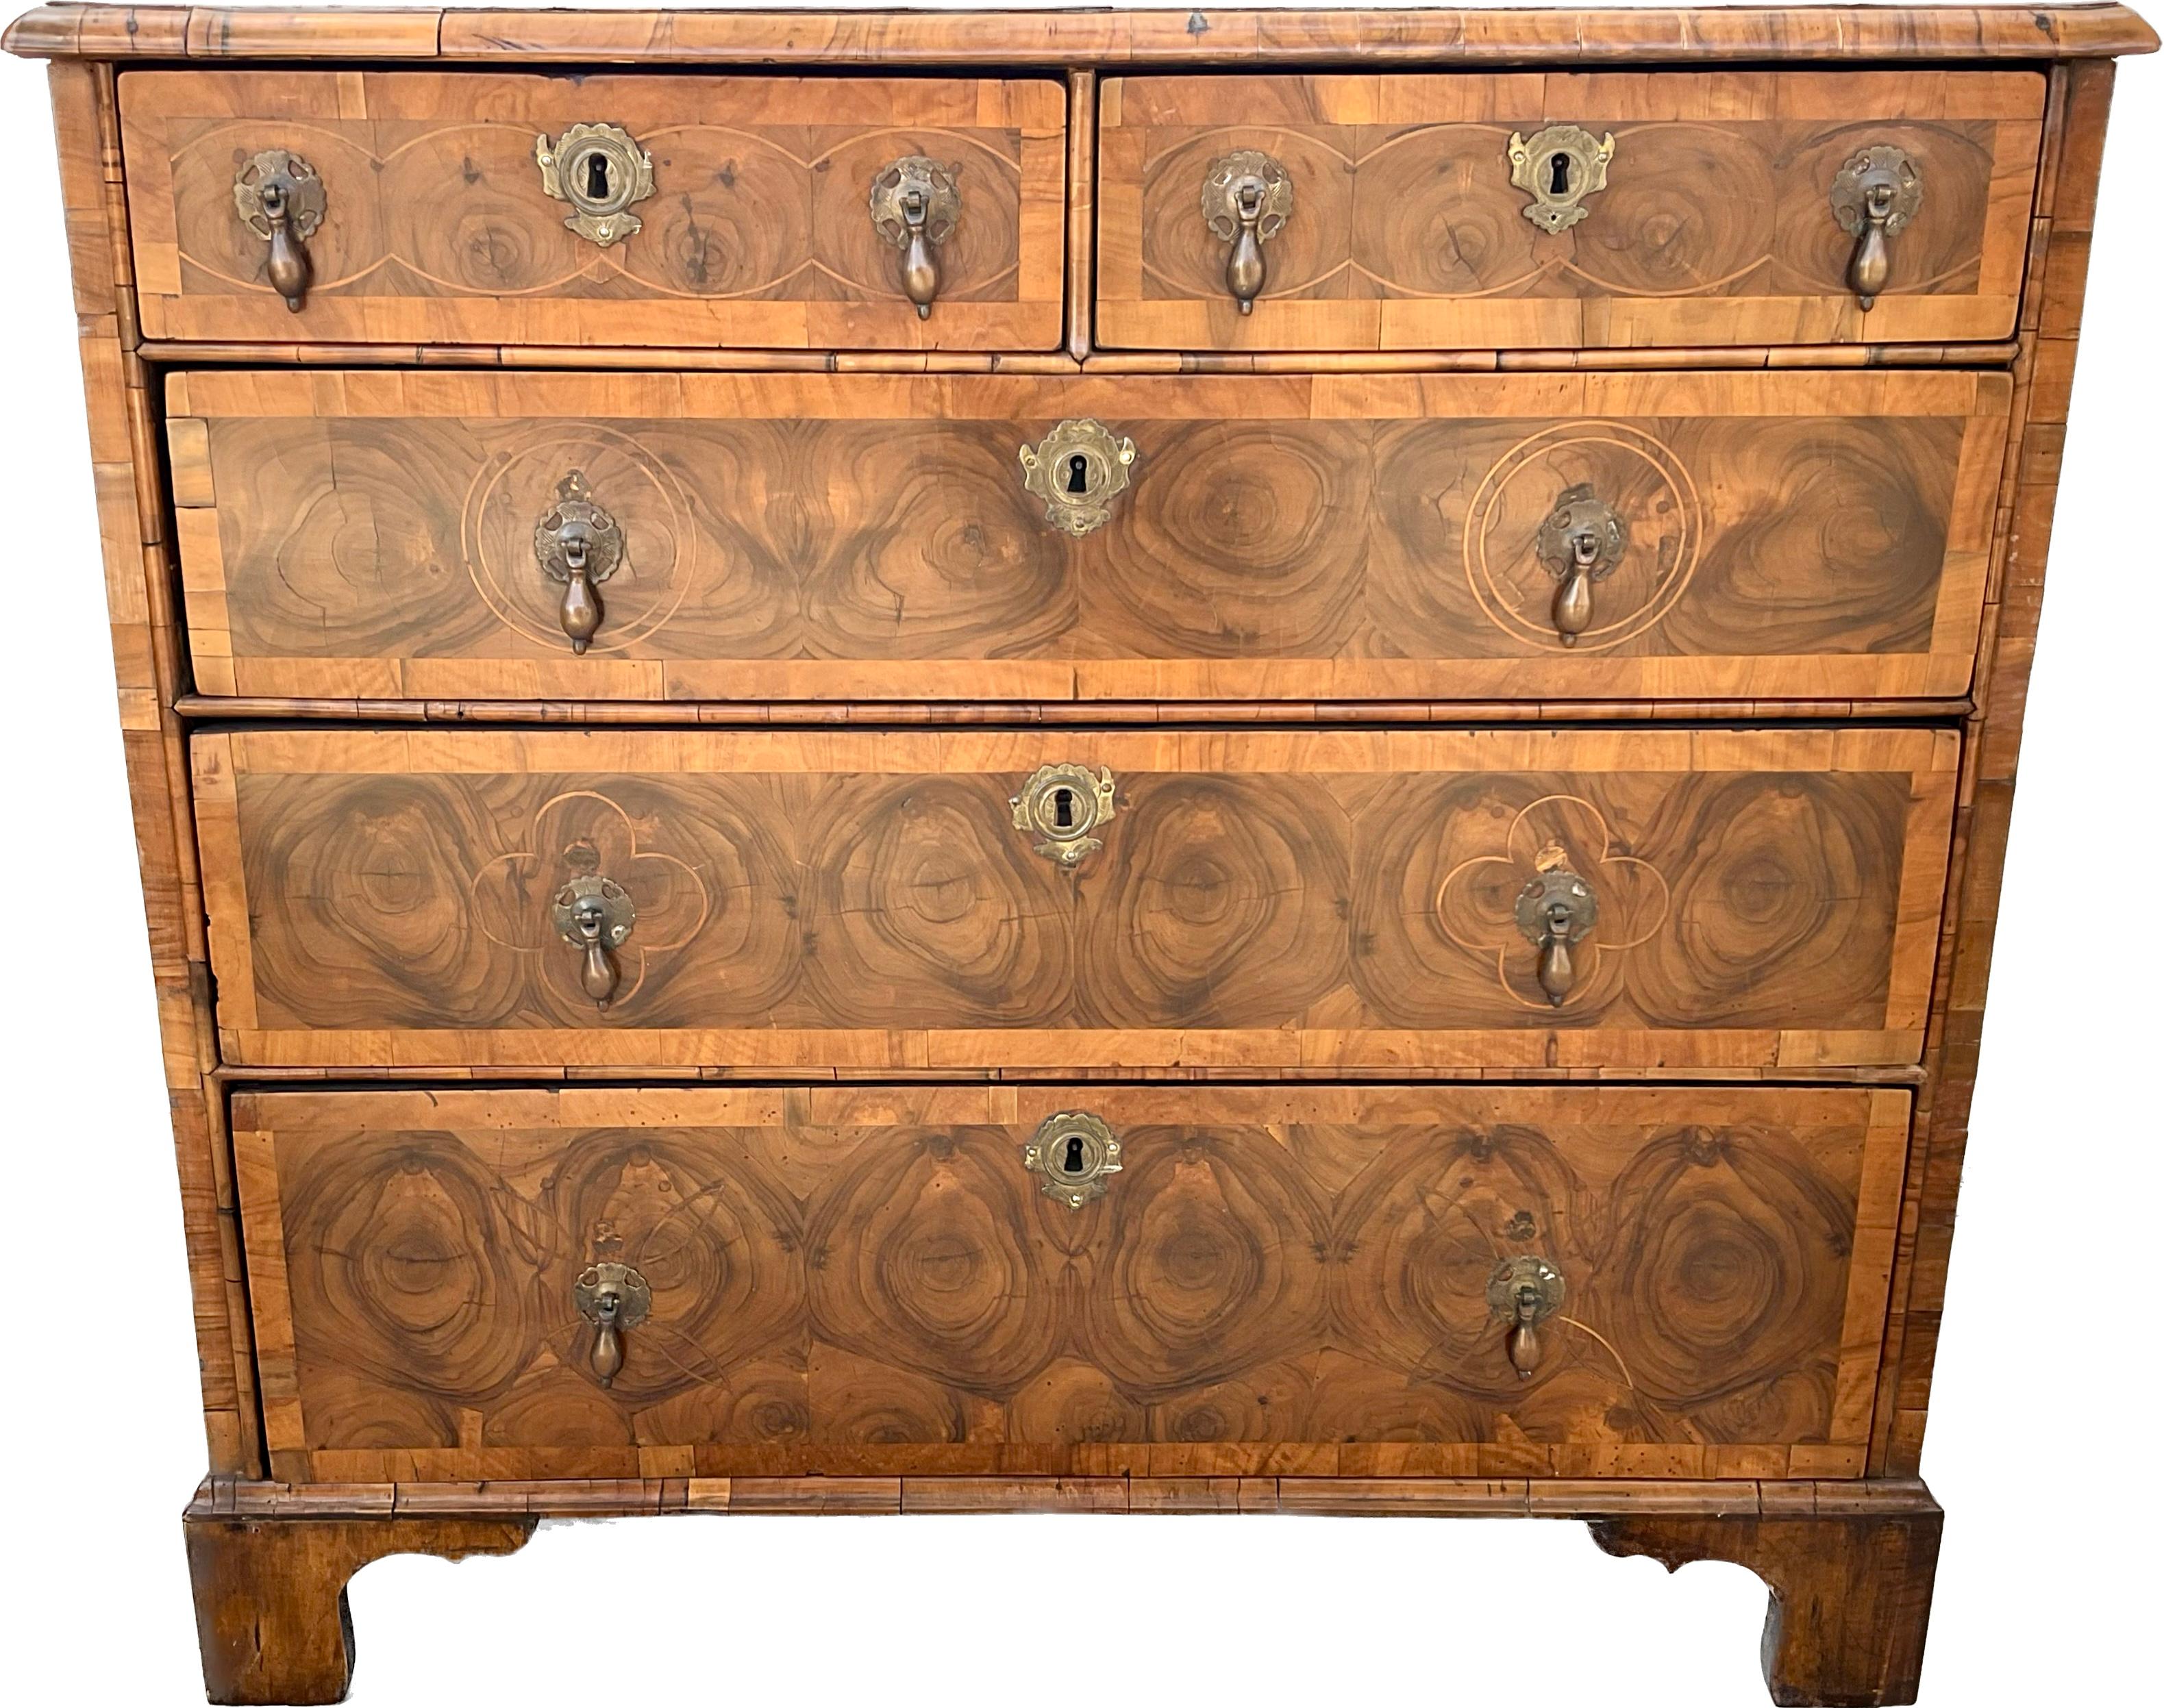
[{"xmin": 0, "ymin": 3, "xmax": 2154, "ymax": 1703}]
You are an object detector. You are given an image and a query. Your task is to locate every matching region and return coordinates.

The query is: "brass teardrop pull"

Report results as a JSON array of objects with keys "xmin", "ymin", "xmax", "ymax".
[
  {"xmin": 1202, "ymin": 150, "xmax": 1292, "ymax": 315},
  {"xmin": 233, "ymin": 150, "xmax": 327, "ymax": 313},
  {"xmin": 1534, "ymin": 483, "xmax": 1628, "ymax": 649},
  {"xmin": 533, "ymin": 471, "xmax": 625, "ymax": 655},
  {"xmin": 1514, "ymin": 859, "xmax": 1597, "ymax": 1007},
  {"xmin": 1830, "ymin": 145, "xmax": 1923, "ymax": 313},
  {"xmin": 1487, "ymin": 1255, "xmax": 1565, "ymax": 1380},
  {"xmin": 573, "ymin": 1261, "xmax": 651, "ymax": 1387},
  {"xmin": 871, "ymin": 156, "xmax": 962, "ymax": 321},
  {"xmin": 551, "ymin": 874, "xmax": 637, "ymax": 1007}
]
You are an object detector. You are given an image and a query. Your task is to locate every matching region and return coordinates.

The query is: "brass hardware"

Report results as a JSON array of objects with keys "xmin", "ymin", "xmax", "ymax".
[
  {"xmin": 532, "ymin": 471, "xmax": 625, "ymax": 655},
  {"xmin": 1021, "ymin": 1111, "xmax": 1123, "ymax": 1209},
  {"xmin": 1514, "ymin": 860, "xmax": 1597, "ymax": 1007},
  {"xmin": 232, "ymin": 150, "xmax": 327, "ymax": 312},
  {"xmin": 869, "ymin": 155, "xmax": 962, "ymax": 320},
  {"xmin": 1487, "ymin": 1255, "xmax": 1565, "ymax": 1379},
  {"xmin": 1018, "ymin": 418, "xmax": 1136, "ymax": 538},
  {"xmin": 1011, "ymin": 763, "xmax": 1117, "ymax": 867},
  {"xmin": 1202, "ymin": 149, "xmax": 1293, "ymax": 315},
  {"xmin": 1507, "ymin": 125, "xmax": 1615, "ymax": 235},
  {"xmin": 551, "ymin": 873, "xmax": 636, "ymax": 1005},
  {"xmin": 1830, "ymin": 144, "xmax": 1924, "ymax": 312},
  {"xmin": 535, "ymin": 122, "xmax": 656, "ymax": 248},
  {"xmin": 573, "ymin": 1260, "xmax": 651, "ymax": 1387},
  {"xmin": 1534, "ymin": 483, "xmax": 1628, "ymax": 647}
]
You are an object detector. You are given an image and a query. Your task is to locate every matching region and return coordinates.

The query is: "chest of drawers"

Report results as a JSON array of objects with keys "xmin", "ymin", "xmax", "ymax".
[{"xmin": 7, "ymin": 6, "xmax": 2153, "ymax": 1704}]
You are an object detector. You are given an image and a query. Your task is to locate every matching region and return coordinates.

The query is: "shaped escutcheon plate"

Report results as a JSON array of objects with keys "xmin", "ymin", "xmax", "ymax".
[{"xmin": 1018, "ymin": 419, "xmax": 1137, "ymax": 537}]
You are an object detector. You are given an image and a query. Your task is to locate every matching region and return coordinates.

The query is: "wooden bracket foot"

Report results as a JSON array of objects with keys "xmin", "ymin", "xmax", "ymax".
[
  {"xmin": 1590, "ymin": 1485, "xmax": 1943, "ymax": 1707},
  {"xmin": 183, "ymin": 1498, "xmax": 535, "ymax": 1705}
]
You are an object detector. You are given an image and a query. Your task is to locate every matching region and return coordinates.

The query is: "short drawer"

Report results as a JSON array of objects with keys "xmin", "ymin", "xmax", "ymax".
[
  {"xmin": 233, "ymin": 1083, "xmax": 1908, "ymax": 1482},
  {"xmin": 1098, "ymin": 70, "xmax": 2043, "ymax": 350},
  {"xmin": 192, "ymin": 726, "xmax": 1956, "ymax": 1072},
  {"xmin": 119, "ymin": 71, "xmax": 1067, "ymax": 349},
  {"xmin": 166, "ymin": 368, "xmax": 2006, "ymax": 703}
]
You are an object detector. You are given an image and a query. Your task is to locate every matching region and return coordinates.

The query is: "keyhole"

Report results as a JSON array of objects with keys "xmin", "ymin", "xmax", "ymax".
[
  {"xmin": 1547, "ymin": 153, "xmax": 1573, "ymax": 197},
  {"xmin": 1061, "ymin": 1133, "xmax": 1087, "ymax": 1175},
  {"xmin": 584, "ymin": 152, "xmax": 612, "ymax": 202},
  {"xmin": 1065, "ymin": 453, "xmax": 1091, "ymax": 495},
  {"xmin": 1051, "ymin": 787, "xmax": 1075, "ymax": 829}
]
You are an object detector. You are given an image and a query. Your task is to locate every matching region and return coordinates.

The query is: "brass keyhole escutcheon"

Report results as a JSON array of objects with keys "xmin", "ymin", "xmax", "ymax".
[
  {"xmin": 1201, "ymin": 149, "xmax": 1293, "ymax": 314},
  {"xmin": 573, "ymin": 1260, "xmax": 651, "ymax": 1387},
  {"xmin": 551, "ymin": 873, "xmax": 637, "ymax": 1005},
  {"xmin": 1508, "ymin": 125, "xmax": 1615, "ymax": 234},
  {"xmin": 1022, "ymin": 1111, "xmax": 1123, "ymax": 1209},
  {"xmin": 1514, "ymin": 857, "xmax": 1597, "ymax": 1006},
  {"xmin": 1534, "ymin": 483, "xmax": 1628, "ymax": 648},
  {"xmin": 869, "ymin": 155, "xmax": 962, "ymax": 319},
  {"xmin": 536, "ymin": 121, "xmax": 656, "ymax": 247},
  {"xmin": 1011, "ymin": 763, "xmax": 1117, "ymax": 867},
  {"xmin": 1830, "ymin": 144, "xmax": 1924, "ymax": 311},
  {"xmin": 1019, "ymin": 419, "xmax": 1137, "ymax": 537},
  {"xmin": 1486, "ymin": 1255, "xmax": 1565, "ymax": 1379}
]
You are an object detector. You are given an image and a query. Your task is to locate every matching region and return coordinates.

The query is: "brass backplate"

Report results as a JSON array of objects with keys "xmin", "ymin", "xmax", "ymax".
[
  {"xmin": 1018, "ymin": 418, "xmax": 1137, "ymax": 538},
  {"xmin": 533, "ymin": 470, "xmax": 625, "ymax": 586},
  {"xmin": 1010, "ymin": 763, "xmax": 1117, "ymax": 866},
  {"xmin": 1022, "ymin": 1111, "xmax": 1123, "ymax": 1209},
  {"xmin": 869, "ymin": 155, "xmax": 962, "ymax": 248},
  {"xmin": 232, "ymin": 149, "xmax": 327, "ymax": 240},
  {"xmin": 1534, "ymin": 483, "xmax": 1628, "ymax": 584},
  {"xmin": 1507, "ymin": 124, "xmax": 1615, "ymax": 234},
  {"xmin": 573, "ymin": 1261, "xmax": 652, "ymax": 1328},
  {"xmin": 1201, "ymin": 149, "xmax": 1294, "ymax": 242},
  {"xmin": 1830, "ymin": 143, "xmax": 1924, "ymax": 237},
  {"xmin": 1514, "ymin": 859, "xmax": 1597, "ymax": 946},
  {"xmin": 535, "ymin": 121, "xmax": 656, "ymax": 247},
  {"xmin": 551, "ymin": 873, "xmax": 636, "ymax": 948},
  {"xmin": 1487, "ymin": 1255, "xmax": 1565, "ymax": 1322}
]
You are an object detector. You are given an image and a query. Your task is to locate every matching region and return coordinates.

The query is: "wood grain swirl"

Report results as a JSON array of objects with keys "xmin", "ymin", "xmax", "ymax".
[
  {"xmin": 167, "ymin": 368, "xmax": 2007, "ymax": 704},
  {"xmin": 119, "ymin": 71, "xmax": 1067, "ymax": 348},
  {"xmin": 234, "ymin": 1084, "xmax": 1908, "ymax": 1482},
  {"xmin": 192, "ymin": 727, "xmax": 1959, "ymax": 1071},
  {"xmin": 1099, "ymin": 71, "xmax": 2044, "ymax": 349}
]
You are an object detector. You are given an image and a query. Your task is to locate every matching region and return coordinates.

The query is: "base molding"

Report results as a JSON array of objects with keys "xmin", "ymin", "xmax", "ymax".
[{"xmin": 184, "ymin": 1477, "xmax": 1939, "ymax": 1706}]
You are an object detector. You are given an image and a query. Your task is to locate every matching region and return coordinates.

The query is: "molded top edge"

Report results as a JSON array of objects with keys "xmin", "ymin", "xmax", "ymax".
[{"xmin": 6, "ymin": 5, "xmax": 2158, "ymax": 64}]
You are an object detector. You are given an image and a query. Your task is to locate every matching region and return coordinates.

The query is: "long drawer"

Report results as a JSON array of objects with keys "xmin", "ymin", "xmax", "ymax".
[
  {"xmin": 166, "ymin": 369, "xmax": 2006, "ymax": 703},
  {"xmin": 192, "ymin": 727, "xmax": 1956, "ymax": 1071},
  {"xmin": 1098, "ymin": 70, "xmax": 2045, "ymax": 349},
  {"xmin": 234, "ymin": 1083, "xmax": 1908, "ymax": 1483},
  {"xmin": 119, "ymin": 71, "xmax": 1067, "ymax": 349}
]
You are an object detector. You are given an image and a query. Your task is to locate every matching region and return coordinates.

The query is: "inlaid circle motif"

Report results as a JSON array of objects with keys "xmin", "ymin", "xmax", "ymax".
[
  {"xmin": 1463, "ymin": 422, "xmax": 1705, "ymax": 653},
  {"xmin": 462, "ymin": 423, "xmax": 695, "ymax": 653}
]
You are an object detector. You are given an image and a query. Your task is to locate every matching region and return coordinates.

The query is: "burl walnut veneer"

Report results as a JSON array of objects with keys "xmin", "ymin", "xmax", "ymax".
[{"xmin": 7, "ymin": 6, "xmax": 2154, "ymax": 1705}]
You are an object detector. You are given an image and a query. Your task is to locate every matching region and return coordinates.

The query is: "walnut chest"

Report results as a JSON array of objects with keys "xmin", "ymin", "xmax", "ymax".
[{"xmin": 6, "ymin": 6, "xmax": 2154, "ymax": 1703}]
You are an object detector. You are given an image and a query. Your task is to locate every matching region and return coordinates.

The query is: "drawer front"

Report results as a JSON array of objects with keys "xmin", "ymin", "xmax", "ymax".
[
  {"xmin": 234, "ymin": 1083, "xmax": 1907, "ymax": 1482},
  {"xmin": 1099, "ymin": 71, "xmax": 2043, "ymax": 350},
  {"xmin": 119, "ymin": 72, "xmax": 1066, "ymax": 349},
  {"xmin": 193, "ymin": 727, "xmax": 1956, "ymax": 1070},
  {"xmin": 167, "ymin": 368, "xmax": 2005, "ymax": 703}
]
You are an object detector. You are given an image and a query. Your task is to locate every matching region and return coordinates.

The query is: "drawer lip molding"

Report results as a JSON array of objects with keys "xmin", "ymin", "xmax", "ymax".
[
  {"xmin": 1099, "ymin": 68, "xmax": 2045, "ymax": 351},
  {"xmin": 229, "ymin": 1081, "xmax": 1911, "ymax": 1485},
  {"xmin": 164, "ymin": 367, "xmax": 2008, "ymax": 706},
  {"xmin": 116, "ymin": 69, "xmax": 1068, "ymax": 350},
  {"xmin": 8, "ymin": 6, "xmax": 2159, "ymax": 63},
  {"xmin": 191, "ymin": 725, "xmax": 1960, "ymax": 1074}
]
